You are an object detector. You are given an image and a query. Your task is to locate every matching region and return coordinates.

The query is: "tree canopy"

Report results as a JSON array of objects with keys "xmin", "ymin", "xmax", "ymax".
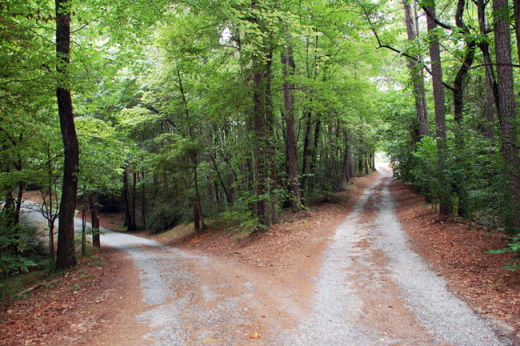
[{"xmin": 2, "ymin": 0, "xmax": 520, "ymax": 272}]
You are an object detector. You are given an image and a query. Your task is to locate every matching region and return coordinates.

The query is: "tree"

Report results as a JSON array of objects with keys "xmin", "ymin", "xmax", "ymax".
[
  {"xmin": 425, "ymin": 1, "xmax": 452, "ymax": 215},
  {"xmin": 493, "ymin": 0, "xmax": 520, "ymax": 234},
  {"xmin": 281, "ymin": 32, "xmax": 301, "ymax": 212},
  {"xmin": 403, "ymin": 0, "xmax": 429, "ymax": 139},
  {"xmin": 55, "ymin": 0, "xmax": 80, "ymax": 270}
]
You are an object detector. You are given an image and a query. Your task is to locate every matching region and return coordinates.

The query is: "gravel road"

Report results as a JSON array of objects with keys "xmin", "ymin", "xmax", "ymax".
[
  {"xmin": 27, "ymin": 166, "xmax": 512, "ymax": 345},
  {"xmin": 278, "ymin": 166, "xmax": 510, "ymax": 345}
]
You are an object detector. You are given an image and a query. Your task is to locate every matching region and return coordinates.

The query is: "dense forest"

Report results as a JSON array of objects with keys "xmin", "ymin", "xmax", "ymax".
[{"xmin": 1, "ymin": 0, "xmax": 520, "ymax": 274}]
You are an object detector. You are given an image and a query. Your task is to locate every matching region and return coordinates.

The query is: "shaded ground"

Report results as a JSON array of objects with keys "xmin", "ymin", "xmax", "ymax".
[{"xmin": 1, "ymin": 170, "xmax": 519, "ymax": 344}]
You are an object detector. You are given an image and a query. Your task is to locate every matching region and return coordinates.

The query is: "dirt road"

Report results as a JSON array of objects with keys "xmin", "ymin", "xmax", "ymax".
[{"xmin": 99, "ymin": 167, "xmax": 510, "ymax": 345}]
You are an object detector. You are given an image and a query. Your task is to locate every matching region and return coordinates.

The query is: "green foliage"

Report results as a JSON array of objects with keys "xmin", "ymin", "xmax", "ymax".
[
  {"xmin": 220, "ymin": 209, "xmax": 260, "ymax": 234},
  {"xmin": 147, "ymin": 202, "xmax": 189, "ymax": 234},
  {"xmin": 0, "ymin": 217, "xmax": 46, "ymax": 277},
  {"xmin": 489, "ymin": 234, "xmax": 520, "ymax": 271}
]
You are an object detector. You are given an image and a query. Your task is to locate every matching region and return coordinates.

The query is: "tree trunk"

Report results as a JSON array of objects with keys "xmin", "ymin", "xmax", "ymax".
[
  {"xmin": 81, "ymin": 187, "xmax": 87, "ymax": 256},
  {"xmin": 452, "ymin": 0, "xmax": 475, "ymax": 218},
  {"xmin": 209, "ymin": 152, "xmax": 232, "ymax": 205},
  {"xmin": 90, "ymin": 194, "xmax": 100, "ymax": 248},
  {"xmin": 122, "ymin": 168, "xmax": 135, "ymax": 231},
  {"xmin": 301, "ymin": 110, "xmax": 313, "ymax": 199},
  {"xmin": 426, "ymin": 3, "xmax": 452, "ymax": 215},
  {"xmin": 476, "ymin": 0, "xmax": 497, "ymax": 138},
  {"xmin": 403, "ymin": 0, "xmax": 429, "ymax": 138},
  {"xmin": 132, "ymin": 171, "xmax": 137, "ymax": 229},
  {"xmin": 493, "ymin": 0, "xmax": 520, "ymax": 234},
  {"xmin": 514, "ymin": 0, "xmax": 520, "ymax": 64},
  {"xmin": 252, "ymin": 50, "xmax": 276, "ymax": 228},
  {"xmin": 282, "ymin": 38, "xmax": 301, "ymax": 213},
  {"xmin": 141, "ymin": 171, "xmax": 146, "ymax": 228},
  {"xmin": 309, "ymin": 117, "xmax": 321, "ymax": 190},
  {"xmin": 55, "ymin": 0, "xmax": 78, "ymax": 270}
]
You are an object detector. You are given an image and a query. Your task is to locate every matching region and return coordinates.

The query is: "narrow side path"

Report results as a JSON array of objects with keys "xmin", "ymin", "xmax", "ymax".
[{"xmin": 278, "ymin": 166, "xmax": 509, "ymax": 345}]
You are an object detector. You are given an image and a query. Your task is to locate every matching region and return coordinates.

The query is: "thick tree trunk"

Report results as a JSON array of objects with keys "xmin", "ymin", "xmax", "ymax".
[
  {"xmin": 493, "ymin": 0, "xmax": 520, "ymax": 234},
  {"xmin": 426, "ymin": 3, "xmax": 452, "ymax": 216},
  {"xmin": 55, "ymin": 0, "xmax": 78, "ymax": 270},
  {"xmin": 514, "ymin": 0, "xmax": 520, "ymax": 64},
  {"xmin": 282, "ymin": 40, "xmax": 301, "ymax": 213},
  {"xmin": 403, "ymin": 0, "xmax": 429, "ymax": 138}
]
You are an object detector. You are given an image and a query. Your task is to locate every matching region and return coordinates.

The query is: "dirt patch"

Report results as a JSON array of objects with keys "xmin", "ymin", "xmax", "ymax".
[{"xmin": 391, "ymin": 180, "xmax": 520, "ymax": 340}]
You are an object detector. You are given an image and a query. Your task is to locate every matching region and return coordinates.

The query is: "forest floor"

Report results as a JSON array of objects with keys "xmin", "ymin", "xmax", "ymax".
[{"xmin": 1, "ymin": 169, "xmax": 520, "ymax": 344}]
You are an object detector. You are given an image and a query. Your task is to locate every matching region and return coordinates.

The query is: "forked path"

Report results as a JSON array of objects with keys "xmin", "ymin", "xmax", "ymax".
[{"xmin": 101, "ymin": 166, "xmax": 510, "ymax": 345}]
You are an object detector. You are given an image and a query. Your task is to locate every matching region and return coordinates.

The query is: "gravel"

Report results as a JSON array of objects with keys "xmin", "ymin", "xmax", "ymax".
[
  {"xmin": 278, "ymin": 170, "xmax": 511, "ymax": 345},
  {"xmin": 86, "ymin": 167, "xmax": 513, "ymax": 345}
]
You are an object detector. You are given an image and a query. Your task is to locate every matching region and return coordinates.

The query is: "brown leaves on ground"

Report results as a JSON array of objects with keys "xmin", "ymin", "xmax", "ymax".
[
  {"xmin": 0, "ymin": 249, "xmax": 145, "ymax": 346},
  {"xmin": 391, "ymin": 181, "xmax": 520, "ymax": 340}
]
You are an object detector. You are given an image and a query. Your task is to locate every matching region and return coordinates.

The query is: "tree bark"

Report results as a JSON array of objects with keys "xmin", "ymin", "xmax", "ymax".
[
  {"xmin": 452, "ymin": 0, "xmax": 476, "ymax": 218},
  {"xmin": 514, "ymin": 0, "xmax": 520, "ymax": 64},
  {"xmin": 122, "ymin": 167, "xmax": 136, "ymax": 231},
  {"xmin": 252, "ymin": 50, "xmax": 276, "ymax": 227},
  {"xmin": 426, "ymin": 3, "xmax": 452, "ymax": 216},
  {"xmin": 403, "ymin": 0, "xmax": 429, "ymax": 138},
  {"xmin": 90, "ymin": 194, "xmax": 100, "ymax": 248},
  {"xmin": 476, "ymin": 0, "xmax": 497, "ymax": 138},
  {"xmin": 301, "ymin": 110, "xmax": 313, "ymax": 199},
  {"xmin": 493, "ymin": 0, "xmax": 520, "ymax": 234},
  {"xmin": 55, "ymin": 0, "xmax": 79, "ymax": 270},
  {"xmin": 282, "ymin": 38, "xmax": 301, "ymax": 213}
]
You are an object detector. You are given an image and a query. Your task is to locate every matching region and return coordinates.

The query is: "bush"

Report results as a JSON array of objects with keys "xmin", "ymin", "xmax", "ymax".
[
  {"xmin": 147, "ymin": 202, "xmax": 189, "ymax": 234},
  {"xmin": 0, "ymin": 216, "xmax": 46, "ymax": 277},
  {"xmin": 220, "ymin": 209, "xmax": 259, "ymax": 234}
]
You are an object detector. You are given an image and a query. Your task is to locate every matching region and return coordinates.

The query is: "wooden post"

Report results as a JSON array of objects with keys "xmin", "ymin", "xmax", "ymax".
[{"xmin": 193, "ymin": 202, "xmax": 200, "ymax": 235}]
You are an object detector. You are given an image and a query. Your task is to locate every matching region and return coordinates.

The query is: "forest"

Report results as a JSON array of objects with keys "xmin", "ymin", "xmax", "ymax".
[{"xmin": 1, "ymin": 0, "xmax": 520, "ymax": 275}]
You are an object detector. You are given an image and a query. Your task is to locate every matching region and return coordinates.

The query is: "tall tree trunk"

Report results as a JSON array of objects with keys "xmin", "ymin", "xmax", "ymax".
[
  {"xmin": 493, "ymin": 0, "xmax": 520, "ymax": 234},
  {"xmin": 252, "ymin": 51, "xmax": 276, "ymax": 227},
  {"xmin": 476, "ymin": 0, "xmax": 497, "ymax": 138},
  {"xmin": 514, "ymin": 0, "xmax": 520, "ymax": 63},
  {"xmin": 452, "ymin": 0, "xmax": 476, "ymax": 218},
  {"xmin": 282, "ymin": 38, "xmax": 301, "ymax": 213},
  {"xmin": 403, "ymin": 0, "xmax": 429, "ymax": 138},
  {"xmin": 426, "ymin": 2, "xmax": 452, "ymax": 215},
  {"xmin": 55, "ymin": 0, "xmax": 78, "ymax": 270},
  {"xmin": 301, "ymin": 110, "xmax": 313, "ymax": 199},
  {"xmin": 309, "ymin": 117, "xmax": 321, "ymax": 190}
]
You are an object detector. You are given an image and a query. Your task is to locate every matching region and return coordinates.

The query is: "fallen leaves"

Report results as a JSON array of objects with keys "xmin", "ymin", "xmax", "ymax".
[
  {"xmin": 249, "ymin": 332, "xmax": 261, "ymax": 339},
  {"xmin": 392, "ymin": 181, "xmax": 520, "ymax": 340}
]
